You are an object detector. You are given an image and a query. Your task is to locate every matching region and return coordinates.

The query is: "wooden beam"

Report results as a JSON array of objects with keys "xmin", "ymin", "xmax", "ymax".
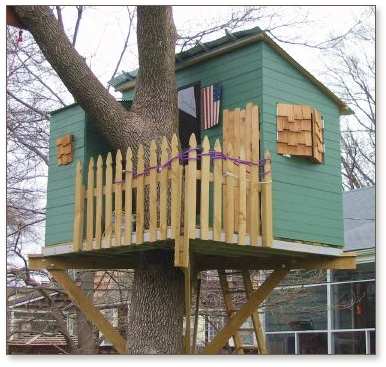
[
  {"xmin": 202, "ymin": 269, "xmax": 288, "ymax": 354},
  {"xmin": 49, "ymin": 270, "xmax": 127, "ymax": 354},
  {"xmin": 242, "ymin": 270, "xmax": 267, "ymax": 354},
  {"xmin": 192, "ymin": 274, "xmax": 201, "ymax": 353},
  {"xmin": 183, "ymin": 266, "xmax": 192, "ymax": 354},
  {"xmin": 218, "ymin": 270, "xmax": 244, "ymax": 354},
  {"xmin": 295, "ymin": 254, "xmax": 356, "ymax": 270},
  {"xmin": 29, "ymin": 250, "xmax": 356, "ymax": 272},
  {"xmin": 195, "ymin": 253, "xmax": 356, "ymax": 272}
]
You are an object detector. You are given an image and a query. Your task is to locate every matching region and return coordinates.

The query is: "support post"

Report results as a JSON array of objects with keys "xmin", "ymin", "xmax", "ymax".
[
  {"xmin": 49, "ymin": 270, "xmax": 127, "ymax": 354},
  {"xmin": 73, "ymin": 161, "xmax": 84, "ymax": 252},
  {"xmin": 183, "ymin": 266, "xmax": 192, "ymax": 354},
  {"xmin": 261, "ymin": 150, "xmax": 273, "ymax": 247},
  {"xmin": 192, "ymin": 273, "xmax": 201, "ymax": 353},
  {"xmin": 202, "ymin": 269, "xmax": 288, "ymax": 354}
]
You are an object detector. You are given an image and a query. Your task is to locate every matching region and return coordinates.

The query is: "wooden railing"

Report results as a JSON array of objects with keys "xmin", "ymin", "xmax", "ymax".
[{"xmin": 72, "ymin": 132, "xmax": 273, "ymax": 262}]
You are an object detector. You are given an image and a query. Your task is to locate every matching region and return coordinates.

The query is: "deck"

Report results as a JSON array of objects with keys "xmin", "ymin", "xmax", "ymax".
[{"xmin": 35, "ymin": 127, "xmax": 353, "ymax": 272}]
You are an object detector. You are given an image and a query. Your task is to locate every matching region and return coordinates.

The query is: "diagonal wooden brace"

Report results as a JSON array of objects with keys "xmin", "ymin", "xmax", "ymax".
[
  {"xmin": 49, "ymin": 270, "xmax": 127, "ymax": 354},
  {"xmin": 183, "ymin": 266, "xmax": 192, "ymax": 354},
  {"xmin": 242, "ymin": 270, "xmax": 267, "ymax": 354},
  {"xmin": 202, "ymin": 269, "xmax": 289, "ymax": 354}
]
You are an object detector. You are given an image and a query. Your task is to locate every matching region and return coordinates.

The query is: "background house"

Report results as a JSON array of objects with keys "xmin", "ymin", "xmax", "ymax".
[{"xmin": 263, "ymin": 186, "xmax": 375, "ymax": 354}]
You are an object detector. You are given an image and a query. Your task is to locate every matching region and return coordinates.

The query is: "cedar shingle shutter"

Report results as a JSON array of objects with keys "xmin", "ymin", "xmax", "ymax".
[
  {"xmin": 277, "ymin": 103, "xmax": 324, "ymax": 163},
  {"xmin": 56, "ymin": 134, "xmax": 73, "ymax": 165},
  {"xmin": 311, "ymin": 108, "xmax": 324, "ymax": 163}
]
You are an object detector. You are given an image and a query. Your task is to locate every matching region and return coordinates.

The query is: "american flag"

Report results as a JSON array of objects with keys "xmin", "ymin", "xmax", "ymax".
[{"xmin": 201, "ymin": 84, "xmax": 222, "ymax": 130}]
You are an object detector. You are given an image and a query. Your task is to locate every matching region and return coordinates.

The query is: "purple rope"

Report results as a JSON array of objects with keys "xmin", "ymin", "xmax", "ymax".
[{"xmin": 119, "ymin": 146, "xmax": 271, "ymax": 181}]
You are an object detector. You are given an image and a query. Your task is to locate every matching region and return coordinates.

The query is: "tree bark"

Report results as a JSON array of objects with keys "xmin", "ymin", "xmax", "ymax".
[
  {"xmin": 12, "ymin": 5, "xmax": 184, "ymax": 354},
  {"xmin": 76, "ymin": 271, "xmax": 97, "ymax": 354},
  {"xmin": 126, "ymin": 251, "xmax": 184, "ymax": 354}
]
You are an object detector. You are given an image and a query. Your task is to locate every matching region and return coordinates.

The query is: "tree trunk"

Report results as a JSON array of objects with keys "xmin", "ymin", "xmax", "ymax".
[
  {"xmin": 127, "ymin": 251, "xmax": 184, "ymax": 354},
  {"xmin": 76, "ymin": 271, "xmax": 97, "ymax": 354},
  {"xmin": 13, "ymin": 5, "xmax": 184, "ymax": 354}
]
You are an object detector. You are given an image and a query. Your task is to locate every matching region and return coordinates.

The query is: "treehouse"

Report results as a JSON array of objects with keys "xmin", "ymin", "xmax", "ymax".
[{"xmin": 29, "ymin": 26, "xmax": 356, "ymax": 355}]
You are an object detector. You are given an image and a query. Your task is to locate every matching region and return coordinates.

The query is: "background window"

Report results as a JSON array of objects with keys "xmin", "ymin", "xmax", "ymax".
[
  {"xmin": 333, "ymin": 331, "xmax": 366, "ymax": 354},
  {"xmin": 333, "ymin": 262, "xmax": 375, "ymax": 282},
  {"xmin": 265, "ymin": 285, "xmax": 327, "ymax": 332},
  {"xmin": 298, "ymin": 332, "xmax": 328, "ymax": 354},
  {"xmin": 332, "ymin": 281, "xmax": 375, "ymax": 329},
  {"xmin": 369, "ymin": 330, "xmax": 376, "ymax": 354},
  {"xmin": 266, "ymin": 334, "xmax": 295, "ymax": 354}
]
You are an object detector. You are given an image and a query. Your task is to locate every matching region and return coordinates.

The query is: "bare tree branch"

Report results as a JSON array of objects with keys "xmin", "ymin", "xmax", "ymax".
[
  {"xmin": 72, "ymin": 6, "xmax": 84, "ymax": 47},
  {"xmin": 107, "ymin": 7, "xmax": 135, "ymax": 91}
]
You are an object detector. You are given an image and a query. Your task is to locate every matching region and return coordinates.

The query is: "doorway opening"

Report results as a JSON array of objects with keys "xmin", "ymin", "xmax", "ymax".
[{"xmin": 178, "ymin": 83, "xmax": 201, "ymax": 150}]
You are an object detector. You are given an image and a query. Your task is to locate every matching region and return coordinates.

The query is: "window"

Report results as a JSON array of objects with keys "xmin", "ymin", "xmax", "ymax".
[
  {"xmin": 240, "ymin": 318, "xmax": 255, "ymax": 346},
  {"xmin": 333, "ymin": 262, "xmax": 375, "ymax": 282},
  {"xmin": 265, "ymin": 285, "xmax": 327, "ymax": 332},
  {"xmin": 266, "ymin": 334, "xmax": 295, "ymax": 354},
  {"xmin": 276, "ymin": 103, "xmax": 324, "ymax": 163},
  {"xmin": 333, "ymin": 331, "xmax": 366, "ymax": 354},
  {"xmin": 178, "ymin": 84, "xmax": 201, "ymax": 151},
  {"xmin": 332, "ymin": 281, "xmax": 375, "ymax": 329},
  {"xmin": 207, "ymin": 316, "xmax": 224, "ymax": 342},
  {"xmin": 369, "ymin": 330, "xmax": 376, "ymax": 354},
  {"xmin": 298, "ymin": 332, "xmax": 328, "ymax": 354}
]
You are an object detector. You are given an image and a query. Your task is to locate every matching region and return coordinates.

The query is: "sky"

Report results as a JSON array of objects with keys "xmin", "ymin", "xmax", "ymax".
[{"xmin": 58, "ymin": 5, "xmax": 370, "ymax": 98}]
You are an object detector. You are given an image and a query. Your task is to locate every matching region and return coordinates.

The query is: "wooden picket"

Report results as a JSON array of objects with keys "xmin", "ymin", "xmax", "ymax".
[
  {"xmin": 86, "ymin": 158, "xmax": 94, "ymax": 250},
  {"xmin": 200, "ymin": 136, "xmax": 210, "ymax": 240},
  {"xmin": 238, "ymin": 145, "xmax": 247, "ymax": 245},
  {"xmin": 105, "ymin": 152, "xmax": 113, "ymax": 247},
  {"xmin": 213, "ymin": 139, "xmax": 222, "ymax": 242},
  {"xmin": 136, "ymin": 145, "xmax": 145, "ymax": 244},
  {"xmin": 124, "ymin": 148, "xmax": 133, "ymax": 245},
  {"xmin": 188, "ymin": 134, "xmax": 197, "ymax": 239},
  {"xmin": 171, "ymin": 134, "xmax": 181, "ymax": 240},
  {"xmin": 159, "ymin": 137, "xmax": 168, "ymax": 240},
  {"xmin": 72, "ymin": 103, "xmax": 273, "ymax": 258},
  {"xmin": 262, "ymin": 150, "xmax": 273, "ymax": 247},
  {"xmin": 149, "ymin": 140, "xmax": 157, "ymax": 242},
  {"xmin": 114, "ymin": 150, "xmax": 123, "ymax": 246},
  {"xmin": 250, "ymin": 103, "xmax": 260, "ymax": 246},
  {"xmin": 95, "ymin": 155, "xmax": 103, "ymax": 249},
  {"xmin": 225, "ymin": 143, "xmax": 235, "ymax": 243},
  {"xmin": 73, "ymin": 161, "xmax": 83, "ymax": 252}
]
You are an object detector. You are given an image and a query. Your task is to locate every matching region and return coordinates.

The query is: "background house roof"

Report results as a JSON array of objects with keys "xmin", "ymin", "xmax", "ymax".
[
  {"xmin": 109, "ymin": 26, "xmax": 351, "ymax": 115},
  {"xmin": 343, "ymin": 186, "xmax": 375, "ymax": 251}
]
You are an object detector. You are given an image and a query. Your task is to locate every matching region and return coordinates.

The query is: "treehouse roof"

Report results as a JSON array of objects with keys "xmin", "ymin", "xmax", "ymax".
[{"xmin": 109, "ymin": 26, "xmax": 352, "ymax": 115}]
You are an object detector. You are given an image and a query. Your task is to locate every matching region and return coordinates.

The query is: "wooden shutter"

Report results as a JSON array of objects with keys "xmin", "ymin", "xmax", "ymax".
[
  {"xmin": 311, "ymin": 109, "xmax": 324, "ymax": 163},
  {"xmin": 277, "ymin": 103, "xmax": 324, "ymax": 163},
  {"xmin": 56, "ymin": 134, "xmax": 73, "ymax": 165}
]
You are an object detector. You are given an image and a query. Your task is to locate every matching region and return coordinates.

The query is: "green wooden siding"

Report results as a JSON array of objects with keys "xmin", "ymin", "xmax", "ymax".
[
  {"xmin": 45, "ymin": 105, "xmax": 86, "ymax": 245},
  {"xmin": 123, "ymin": 42, "xmax": 264, "ymax": 148},
  {"xmin": 261, "ymin": 43, "xmax": 343, "ymax": 246},
  {"xmin": 45, "ymin": 39, "xmax": 344, "ymax": 248}
]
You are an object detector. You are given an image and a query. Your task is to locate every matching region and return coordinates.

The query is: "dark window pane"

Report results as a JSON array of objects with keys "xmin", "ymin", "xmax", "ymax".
[
  {"xmin": 370, "ymin": 331, "xmax": 376, "ymax": 354},
  {"xmin": 265, "ymin": 286, "xmax": 327, "ymax": 331},
  {"xmin": 333, "ymin": 262, "xmax": 375, "ymax": 282},
  {"xmin": 266, "ymin": 334, "xmax": 295, "ymax": 354},
  {"xmin": 333, "ymin": 331, "xmax": 366, "ymax": 354},
  {"xmin": 332, "ymin": 281, "xmax": 375, "ymax": 329},
  {"xmin": 299, "ymin": 332, "xmax": 328, "ymax": 354}
]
